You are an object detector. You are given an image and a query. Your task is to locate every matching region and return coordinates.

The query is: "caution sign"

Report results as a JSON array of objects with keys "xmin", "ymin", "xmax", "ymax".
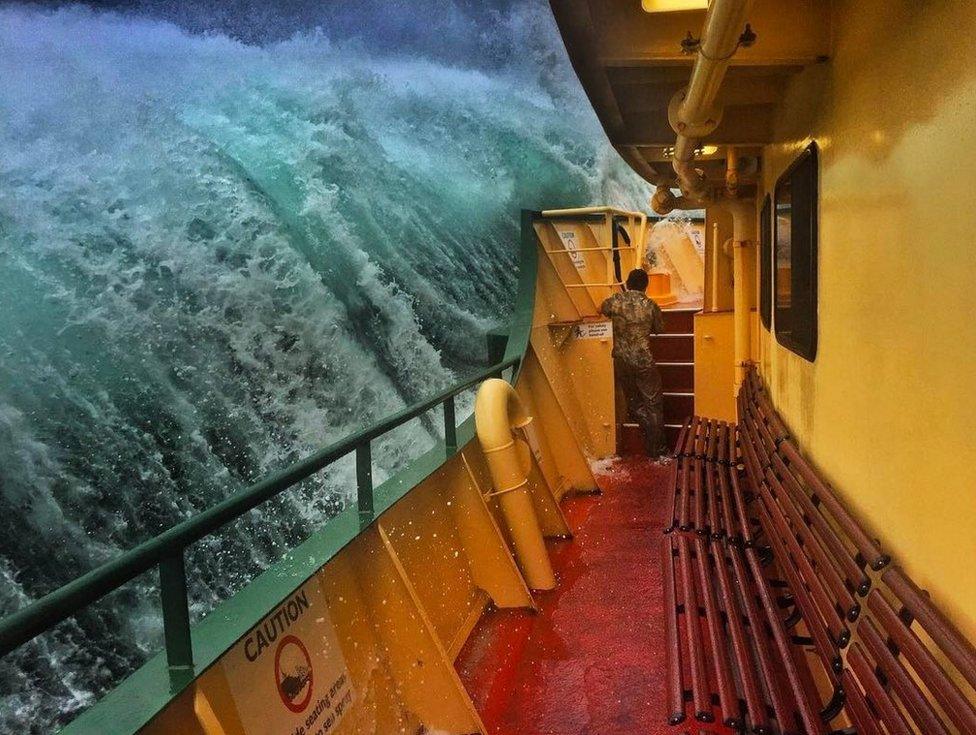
[
  {"xmin": 573, "ymin": 321, "xmax": 612, "ymax": 340},
  {"xmin": 221, "ymin": 579, "xmax": 354, "ymax": 735},
  {"xmin": 275, "ymin": 635, "xmax": 313, "ymax": 713},
  {"xmin": 555, "ymin": 228, "xmax": 586, "ymax": 270}
]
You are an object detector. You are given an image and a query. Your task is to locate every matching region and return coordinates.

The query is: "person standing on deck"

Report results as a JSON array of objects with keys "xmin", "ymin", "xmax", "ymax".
[{"xmin": 601, "ymin": 268, "xmax": 667, "ymax": 457}]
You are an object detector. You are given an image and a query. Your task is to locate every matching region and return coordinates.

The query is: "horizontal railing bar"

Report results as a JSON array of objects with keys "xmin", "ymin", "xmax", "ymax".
[
  {"xmin": 0, "ymin": 356, "xmax": 519, "ymax": 658},
  {"xmin": 545, "ymin": 246, "xmax": 637, "ymax": 253},
  {"xmin": 564, "ymin": 282, "xmax": 624, "ymax": 288},
  {"xmin": 540, "ymin": 206, "xmax": 646, "ymax": 218}
]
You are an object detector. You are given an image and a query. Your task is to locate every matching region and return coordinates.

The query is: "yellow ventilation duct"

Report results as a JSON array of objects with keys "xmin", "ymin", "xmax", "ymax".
[{"xmin": 474, "ymin": 379, "xmax": 556, "ymax": 591}]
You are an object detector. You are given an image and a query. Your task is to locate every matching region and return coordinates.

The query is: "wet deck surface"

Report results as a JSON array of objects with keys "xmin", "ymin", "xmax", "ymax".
[{"xmin": 456, "ymin": 455, "xmax": 733, "ymax": 735}]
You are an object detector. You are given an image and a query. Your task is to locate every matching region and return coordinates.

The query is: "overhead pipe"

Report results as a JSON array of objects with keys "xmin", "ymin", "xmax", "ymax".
[
  {"xmin": 663, "ymin": 0, "xmax": 756, "ymax": 208},
  {"xmin": 650, "ymin": 185, "xmax": 704, "ymax": 216},
  {"xmin": 474, "ymin": 379, "xmax": 556, "ymax": 591},
  {"xmin": 725, "ymin": 145, "xmax": 740, "ymax": 197}
]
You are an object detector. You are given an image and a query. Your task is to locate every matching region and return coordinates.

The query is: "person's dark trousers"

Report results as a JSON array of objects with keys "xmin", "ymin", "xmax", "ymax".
[{"xmin": 615, "ymin": 357, "xmax": 667, "ymax": 457}]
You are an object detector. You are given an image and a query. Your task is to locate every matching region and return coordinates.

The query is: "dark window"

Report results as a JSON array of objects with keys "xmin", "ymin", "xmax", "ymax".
[
  {"xmin": 759, "ymin": 195, "xmax": 772, "ymax": 329},
  {"xmin": 774, "ymin": 142, "xmax": 819, "ymax": 361}
]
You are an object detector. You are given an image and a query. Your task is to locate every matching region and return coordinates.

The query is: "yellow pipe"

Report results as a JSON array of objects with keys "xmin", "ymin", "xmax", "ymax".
[
  {"xmin": 474, "ymin": 379, "xmax": 556, "ymax": 591},
  {"xmin": 726, "ymin": 145, "xmax": 740, "ymax": 197},
  {"xmin": 732, "ymin": 239, "xmax": 750, "ymax": 395},
  {"xmin": 710, "ymin": 220, "xmax": 720, "ymax": 312},
  {"xmin": 667, "ymin": 0, "xmax": 755, "ymax": 204},
  {"xmin": 725, "ymin": 199, "xmax": 755, "ymax": 396}
]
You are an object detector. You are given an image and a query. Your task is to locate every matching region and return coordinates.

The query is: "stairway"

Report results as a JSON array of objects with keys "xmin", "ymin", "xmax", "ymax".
[
  {"xmin": 653, "ymin": 308, "xmax": 697, "ymax": 450},
  {"xmin": 616, "ymin": 306, "xmax": 698, "ymax": 455}
]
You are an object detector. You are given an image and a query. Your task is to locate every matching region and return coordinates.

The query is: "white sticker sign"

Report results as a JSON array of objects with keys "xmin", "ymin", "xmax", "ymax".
[
  {"xmin": 555, "ymin": 228, "xmax": 586, "ymax": 270},
  {"xmin": 221, "ymin": 580, "xmax": 354, "ymax": 735},
  {"xmin": 573, "ymin": 321, "xmax": 612, "ymax": 340}
]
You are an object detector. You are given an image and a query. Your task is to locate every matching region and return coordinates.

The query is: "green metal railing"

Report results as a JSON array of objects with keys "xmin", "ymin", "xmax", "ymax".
[
  {"xmin": 0, "ymin": 210, "xmax": 541, "ymax": 735},
  {"xmin": 0, "ymin": 356, "xmax": 518, "ymax": 668}
]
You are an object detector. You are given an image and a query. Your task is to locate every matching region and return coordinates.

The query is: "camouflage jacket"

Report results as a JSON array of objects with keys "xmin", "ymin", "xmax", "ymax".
[{"xmin": 600, "ymin": 290, "xmax": 665, "ymax": 368}]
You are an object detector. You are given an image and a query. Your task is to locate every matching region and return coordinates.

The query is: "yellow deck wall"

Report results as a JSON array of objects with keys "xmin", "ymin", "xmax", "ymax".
[{"xmin": 759, "ymin": 1, "xmax": 976, "ymax": 640}]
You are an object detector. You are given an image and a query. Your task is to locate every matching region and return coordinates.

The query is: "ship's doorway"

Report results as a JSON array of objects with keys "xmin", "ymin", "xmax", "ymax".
[{"xmin": 618, "ymin": 217, "xmax": 705, "ymax": 452}]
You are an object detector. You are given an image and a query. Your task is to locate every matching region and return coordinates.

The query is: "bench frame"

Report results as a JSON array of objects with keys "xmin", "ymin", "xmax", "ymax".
[{"xmin": 662, "ymin": 365, "xmax": 976, "ymax": 734}]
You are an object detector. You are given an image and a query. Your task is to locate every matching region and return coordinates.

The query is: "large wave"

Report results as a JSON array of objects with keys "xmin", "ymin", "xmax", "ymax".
[{"xmin": 0, "ymin": 3, "xmax": 650, "ymax": 731}]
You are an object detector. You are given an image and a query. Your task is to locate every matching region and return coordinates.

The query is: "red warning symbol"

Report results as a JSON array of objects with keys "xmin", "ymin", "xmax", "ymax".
[{"xmin": 274, "ymin": 634, "xmax": 314, "ymax": 713}]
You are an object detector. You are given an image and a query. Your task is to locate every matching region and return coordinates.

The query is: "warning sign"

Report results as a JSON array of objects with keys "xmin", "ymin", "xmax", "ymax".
[
  {"xmin": 573, "ymin": 321, "xmax": 612, "ymax": 340},
  {"xmin": 221, "ymin": 579, "xmax": 354, "ymax": 735},
  {"xmin": 555, "ymin": 228, "xmax": 586, "ymax": 270},
  {"xmin": 275, "ymin": 635, "xmax": 313, "ymax": 713}
]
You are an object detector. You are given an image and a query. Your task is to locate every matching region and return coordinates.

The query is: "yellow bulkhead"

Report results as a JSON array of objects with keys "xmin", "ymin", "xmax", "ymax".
[
  {"xmin": 755, "ymin": 0, "xmax": 976, "ymax": 643},
  {"xmin": 133, "ymin": 211, "xmax": 622, "ymax": 735}
]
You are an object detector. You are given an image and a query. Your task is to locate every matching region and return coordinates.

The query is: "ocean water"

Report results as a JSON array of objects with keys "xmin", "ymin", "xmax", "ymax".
[{"xmin": 0, "ymin": 2, "xmax": 650, "ymax": 731}]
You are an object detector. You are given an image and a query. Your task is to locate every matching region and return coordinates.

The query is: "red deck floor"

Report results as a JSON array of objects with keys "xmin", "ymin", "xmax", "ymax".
[{"xmin": 455, "ymin": 454, "xmax": 734, "ymax": 735}]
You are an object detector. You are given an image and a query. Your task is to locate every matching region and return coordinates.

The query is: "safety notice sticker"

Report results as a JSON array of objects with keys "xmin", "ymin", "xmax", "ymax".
[
  {"xmin": 573, "ymin": 321, "xmax": 612, "ymax": 340},
  {"xmin": 555, "ymin": 228, "xmax": 586, "ymax": 270},
  {"xmin": 221, "ymin": 578, "xmax": 354, "ymax": 735}
]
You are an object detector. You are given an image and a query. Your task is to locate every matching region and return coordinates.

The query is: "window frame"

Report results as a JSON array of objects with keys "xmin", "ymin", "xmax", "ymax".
[
  {"xmin": 759, "ymin": 194, "xmax": 772, "ymax": 330},
  {"xmin": 773, "ymin": 142, "xmax": 819, "ymax": 361}
]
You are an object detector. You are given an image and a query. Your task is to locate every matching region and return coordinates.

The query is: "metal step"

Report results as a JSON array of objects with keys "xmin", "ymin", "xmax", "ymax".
[
  {"xmin": 663, "ymin": 392, "xmax": 694, "ymax": 425},
  {"xmin": 658, "ymin": 362, "xmax": 694, "ymax": 392},
  {"xmin": 650, "ymin": 333, "xmax": 694, "ymax": 362},
  {"xmin": 660, "ymin": 308, "xmax": 698, "ymax": 334}
]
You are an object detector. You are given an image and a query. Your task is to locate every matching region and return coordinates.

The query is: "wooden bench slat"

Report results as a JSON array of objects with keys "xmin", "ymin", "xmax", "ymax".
[
  {"xmin": 749, "ymin": 375, "xmax": 790, "ymax": 444},
  {"xmin": 859, "ymin": 617, "xmax": 952, "ymax": 735},
  {"xmin": 755, "ymin": 502, "xmax": 842, "ymax": 680},
  {"xmin": 770, "ymin": 451, "xmax": 871, "ymax": 599},
  {"xmin": 678, "ymin": 456, "xmax": 692, "ymax": 531},
  {"xmin": 867, "ymin": 588, "xmax": 976, "ymax": 733},
  {"xmin": 711, "ymin": 542, "xmax": 768, "ymax": 731},
  {"xmin": 743, "ymin": 545, "xmax": 827, "ymax": 735},
  {"xmin": 729, "ymin": 549, "xmax": 799, "ymax": 731},
  {"xmin": 705, "ymin": 457, "xmax": 722, "ymax": 539},
  {"xmin": 664, "ymin": 457, "xmax": 678, "ymax": 534},
  {"xmin": 779, "ymin": 439, "xmax": 890, "ymax": 571},
  {"xmin": 750, "ymin": 405, "xmax": 781, "ymax": 456},
  {"xmin": 765, "ymin": 459, "xmax": 861, "ymax": 622},
  {"xmin": 683, "ymin": 415, "xmax": 699, "ymax": 457},
  {"xmin": 695, "ymin": 539, "xmax": 739, "ymax": 726},
  {"xmin": 842, "ymin": 670, "xmax": 884, "ymax": 735},
  {"xmin": 847, "ymin": 642, "xmax": 914, "ymax": 735},
  {"xmin": 716, "ymin": 459, "xmax": 738, "ymax": 543},
  {"xmin": 678, "ymin": 535, "xmax": 713, "ymax": 722},
  {"xmin": 674, "ymin": 416, "xmax": 691, "ymax": 458},
  {"xmin": 883, "ymin": 566, "xmax": 976, "ymax": 696},
  {"xmin": 743, "ymin": 409, "xmax": 774, "ymax": 471},
  {"xmin": 728, "ymin": 429, "xmax": 755, "ymax": 546},
  {"xmin": 717, "ymin": 420, "xmax": 729, "ymax": 466},
  {"xmin": 692, "ymin": 457, "xmax": 705, "ymax": 533},
  {"xmin": 663, "ymin": 536, "xmax": 684, "ymax": 725},
  {"xmin": 693, "ymin": 415, "xmax": 706, "ymax": 458},
  {"xmin": 706, "ymin": 418, "xmax": 719, "ymax": 462},
  {"xmin": 760, "ymin": 467, "xmax": 851, "ymax": 649}
]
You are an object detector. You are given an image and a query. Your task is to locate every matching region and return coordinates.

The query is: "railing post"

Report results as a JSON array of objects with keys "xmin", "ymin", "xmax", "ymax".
[
  {"xmin": 159, "ymin": 552, "xmax": 193, "ymax": 684},
  {"xmin": 486, "ymin": 329, "xmax": 508, "ymax": 378},
  {"xmin": 356, "ymin": 442, "xmax": 373, "ymax": 529},
  {"xmin": 443, "ymin": 396, "xmax": 457, "ymax": 456}
]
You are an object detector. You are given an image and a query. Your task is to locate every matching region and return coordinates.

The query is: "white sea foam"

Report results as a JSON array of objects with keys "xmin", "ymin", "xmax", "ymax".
[{"xmin": 0, "ymin": 3, "xmax": 650, "ymax": 730}]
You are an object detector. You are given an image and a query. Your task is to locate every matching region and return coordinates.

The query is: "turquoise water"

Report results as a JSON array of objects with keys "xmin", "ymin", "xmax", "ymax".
[{"xmin": 0, "ymin": 2, "xmax": 650, "ymax": 730}]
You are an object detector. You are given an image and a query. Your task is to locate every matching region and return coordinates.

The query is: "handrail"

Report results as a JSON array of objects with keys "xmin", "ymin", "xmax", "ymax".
[
  {"xmin": 540, "ymin": 206, "xmax": 650, "ymax": 271},
  {"xmin": 0, "ymin": 355, "xmax": 519, "ymax": 661}
]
